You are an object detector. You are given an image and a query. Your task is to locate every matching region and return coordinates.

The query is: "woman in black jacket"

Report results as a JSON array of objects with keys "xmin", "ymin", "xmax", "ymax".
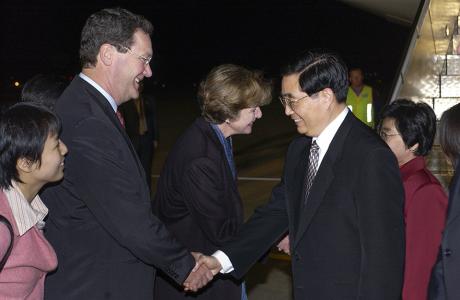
[{"xmin": 153, "ymin": 64, "xmax": 272, "ymax": 300}]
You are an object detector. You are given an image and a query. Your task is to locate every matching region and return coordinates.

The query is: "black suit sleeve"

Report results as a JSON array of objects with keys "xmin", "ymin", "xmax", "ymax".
[
  {"xmin": 355, "ymin": 147, "xmax": 405, "ymax": 298},
  {"xmin": 182, "ymin": 158, "xmax": 241, "ymax": 246},
  {"xmin": 68, "ymin": 117, "xmax": 195, "ymax": 284},
  {"xmin": 222, "ymin": 180, "xmax": 289, "ymax": 278}
]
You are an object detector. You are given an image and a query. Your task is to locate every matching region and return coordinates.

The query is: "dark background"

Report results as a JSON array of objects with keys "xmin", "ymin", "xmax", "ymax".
[{"xmin": 0, "ymin": 0, "xmax": 411, "ymax": 102}]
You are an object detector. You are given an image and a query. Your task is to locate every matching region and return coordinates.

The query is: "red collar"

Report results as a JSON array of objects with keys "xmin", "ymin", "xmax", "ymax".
[{"xmin": 399, "ymin": 156, "xmax": 426, "ymax": 180}]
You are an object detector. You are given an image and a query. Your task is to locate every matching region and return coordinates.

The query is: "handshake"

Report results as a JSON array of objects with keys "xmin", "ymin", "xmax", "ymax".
[{"xmin": 183, "ymin": 252, "xmax": 223, "ymax": 292}]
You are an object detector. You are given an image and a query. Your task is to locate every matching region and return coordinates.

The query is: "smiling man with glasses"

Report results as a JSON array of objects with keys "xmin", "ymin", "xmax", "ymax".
[
  {"xmin": 41, "ymin": 8, "xmax": 211, "ymax": 300},
  {"xmin": 198, "ymin": 51, "xmax": 405, "ymax": 300}
]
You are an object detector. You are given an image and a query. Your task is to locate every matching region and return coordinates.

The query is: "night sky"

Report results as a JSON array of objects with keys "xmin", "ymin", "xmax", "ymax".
[{"xmin": 0, "ymin": 0, "xmax": 410, "ymax": 100}]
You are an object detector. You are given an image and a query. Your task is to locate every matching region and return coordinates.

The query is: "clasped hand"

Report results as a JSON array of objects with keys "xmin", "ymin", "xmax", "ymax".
[{"xmin": 183, "ymin": 252, "xmax": 223, "ymax": 292}]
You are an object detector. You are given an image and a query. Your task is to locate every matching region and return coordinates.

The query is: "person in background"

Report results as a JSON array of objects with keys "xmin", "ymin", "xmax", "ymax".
[
  {"xmin": 0, "ymin": 103, "xmax": 68, "ymax": 299},
  {"xmin": 346, "ymin": 67, "xmax": 374, "ymax": 127},
  {"xmin": 119, "ymin": 81, "xmax": 159, "ymax": 190},
  {"xmin": 429, "ymin": 103, "xmax": 460, "ymax": 300},
  {"xmin": 153, "ymin": 64, "xmax": 272, "ymax": 300},
  {"xmin": 378, "ymin": 99, "xmax": 448, "ymax": 300},
  {"xmin": 21, "ymin": 74, "xmax": 68, "ymax": 110}
]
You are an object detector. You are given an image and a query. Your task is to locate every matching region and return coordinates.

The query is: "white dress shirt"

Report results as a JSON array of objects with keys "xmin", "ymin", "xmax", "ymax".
[{"xmin": 79, "ymin": 73, "xmax": 118, "ymax": 112}]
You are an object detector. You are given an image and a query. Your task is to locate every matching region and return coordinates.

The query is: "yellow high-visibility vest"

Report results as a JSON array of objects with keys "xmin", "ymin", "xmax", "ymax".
[{"xmin": 346, "ymin": 85, "xmax": 373, "ymax": 127}]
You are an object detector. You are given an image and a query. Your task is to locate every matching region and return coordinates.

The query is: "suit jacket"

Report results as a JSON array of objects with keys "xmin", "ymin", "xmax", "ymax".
[
  {"xmin": 153, "ymin": 117, "xmax": 243, "ymax": 300},
  {"xmin": 400, "ymin": 156, "xmax": 447, "ymax": 300},
  {"xmin": 222, "ymin": 112, "xmax": 405, "ymax": 300},
  {"xmin": 435, "ymin": 162, "xmax": 460, "ymax": 299},
  {"xmin": 42, "ymin": 76, "xmax": 195, "ymax": 300}
]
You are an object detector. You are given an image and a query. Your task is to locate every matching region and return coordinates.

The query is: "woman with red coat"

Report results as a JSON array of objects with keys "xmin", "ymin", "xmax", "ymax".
[{"xmin": 378, "ymin": 99, "xmax": 448, "ymax": 300}]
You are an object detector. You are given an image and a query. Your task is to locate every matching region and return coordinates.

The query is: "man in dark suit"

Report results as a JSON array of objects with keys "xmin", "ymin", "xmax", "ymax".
[
  {"xmin": 41, "ymin": 8, "xmax": 211, "ymax": 300},
  {"xmin": 198, "ymin": 51, "xmax": 405, "ymax": 299}
]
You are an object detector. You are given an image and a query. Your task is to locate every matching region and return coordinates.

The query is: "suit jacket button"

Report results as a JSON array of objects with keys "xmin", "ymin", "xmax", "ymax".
[{"xmin": 444, "ymin": 249, "xmax": 452, "ymax": 257}]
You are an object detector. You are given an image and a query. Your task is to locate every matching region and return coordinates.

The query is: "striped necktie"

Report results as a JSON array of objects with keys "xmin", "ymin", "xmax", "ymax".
[{"xmin": 304, "ymin": 141, "xmax": 319, "ymax": 204}]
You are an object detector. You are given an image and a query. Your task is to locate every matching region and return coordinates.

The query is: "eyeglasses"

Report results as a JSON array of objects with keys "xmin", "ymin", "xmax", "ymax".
[
  {"xmin": 117, "ymin": 45, "xmax": 152, "ymax": 66},
  {"xmin": 279, "ymin": 92, "xmax": 320, "ymax": 109},
  {"xmin": 379, "ymin": 131, "xmax": 400, "ymax": 140},
  {"xmin": 279, "ymin": 94, "xmax": 309, "ymax": 109}
]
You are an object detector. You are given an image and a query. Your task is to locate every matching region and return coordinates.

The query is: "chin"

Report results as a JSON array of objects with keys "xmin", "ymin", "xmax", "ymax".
[{"xmin": 295, "ymin": 126, "xmax": 306, "ymax": 135}]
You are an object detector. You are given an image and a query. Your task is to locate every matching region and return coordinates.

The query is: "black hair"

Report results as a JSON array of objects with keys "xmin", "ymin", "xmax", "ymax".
[
  {"xmin": 377, "ymin": 99, "xmax": 436, "ymax": 156},
  {"xmin": 21, "ymin": 74, "xmax": 68, "ymax": 110},
  {"xmin": 281, "ymin": 51, "xmax": 349, "ymax": 103},
  {"xmin": 439, "ymin": 103, "xmax": 460, "ymax": 166},
  {"xmin": 0, "ymin": 102, "xmax": 61, "ymax": 189}
]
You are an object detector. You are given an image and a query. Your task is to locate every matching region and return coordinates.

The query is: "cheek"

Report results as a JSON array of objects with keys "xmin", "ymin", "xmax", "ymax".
[
  {"xmin": 297, "ymin": 105, "xmax": 314, "ymax": 121},
  {"xmin": 46, "ymin": 153, "xmax": 62, "ymax": 167}
]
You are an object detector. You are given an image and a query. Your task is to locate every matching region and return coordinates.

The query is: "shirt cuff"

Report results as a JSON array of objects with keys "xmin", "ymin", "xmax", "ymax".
[{"xmin": 212, "ymin": 250, "xmax": 234, "ymax": 273}]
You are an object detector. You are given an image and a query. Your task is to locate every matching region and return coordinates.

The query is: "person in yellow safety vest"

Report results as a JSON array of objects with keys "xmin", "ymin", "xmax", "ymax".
[{"xmin": 347, "ymin": 67, "xmax": 374, "ymax": 128}]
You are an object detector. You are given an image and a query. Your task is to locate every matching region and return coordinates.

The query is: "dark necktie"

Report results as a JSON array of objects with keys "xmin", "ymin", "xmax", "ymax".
[
  {"xmin": 116, "ymin": 110, "xmax": 125, "ymax": 128},
  {"xmin": 304, "ymin": 141, "xmax": 319, "ymax": 204}
]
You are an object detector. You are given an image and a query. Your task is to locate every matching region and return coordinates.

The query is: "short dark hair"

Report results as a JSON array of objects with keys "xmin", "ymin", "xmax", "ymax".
[
  {"xmin": 439, "ymin": 103, "xmax": 460, "ymax": 166},
  {"xmin": 80, "ymin": 7, "xmax": 153, "ymax": 68},
  {"xmin": 21, "ymin": 74, "xmax": 68, "ymax": 110},
  {"xmin": 377, "ymin": 99, "xmax": 436, "ymax": 156},
  {"xmin": 282, "ymin": 51, "xmax": 349, "ymax": 103},
  {"xmin": 198, "ymin": 64, "xmax": 272, "ymax": 123},
  {"xmin": 0, "ymin": 102, "xmax": 62, "ymax": 189}
]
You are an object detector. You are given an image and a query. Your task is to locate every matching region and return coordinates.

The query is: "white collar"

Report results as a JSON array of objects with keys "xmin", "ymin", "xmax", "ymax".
[
  {"xmin": 79, "ymin": 73, "xmax": 118, "ymax": 112},
  {"xmin": 3, "ymin": 182, "xmax": 48, "ymax": 236},
  {"xmin": 313, "ymin": 108, "xmax": 349, "ymax": 167}
]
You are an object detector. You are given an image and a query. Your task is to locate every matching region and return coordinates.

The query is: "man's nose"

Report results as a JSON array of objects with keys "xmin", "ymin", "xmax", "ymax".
[
  {"xmin": 144, "ymin": 64, "xmax": 153, "ymax": 77},
  {"xmin": 284, "ymin": 104, "xmax": 293, "ymax": 116}
]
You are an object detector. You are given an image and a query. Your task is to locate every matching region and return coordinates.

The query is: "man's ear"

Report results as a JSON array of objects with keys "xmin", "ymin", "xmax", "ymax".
[
  {"xmin": 99, "ymin": 44, "xmax": 115, "ymax": 66},
  {"xmin": 17, "ymin": 157, "xmax": 35, "ymax": 173},
  {"xmin": 320, "ymin": 88, "xmax": 334, "ymax": 103}
]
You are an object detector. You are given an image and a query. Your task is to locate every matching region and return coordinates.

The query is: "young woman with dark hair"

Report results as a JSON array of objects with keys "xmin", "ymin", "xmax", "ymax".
[{"xmin": 0, "ymin": 102, "xmax": 67, "ymax": 299}]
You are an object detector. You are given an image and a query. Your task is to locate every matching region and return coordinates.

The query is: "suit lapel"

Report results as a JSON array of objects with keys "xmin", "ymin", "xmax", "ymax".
[
  {"xmin": 293, "ymin": 113, "xmax": 353, "ymax": 248},
  {"xmin": 78, "ymin": 77, "xmax": 145, "ymax": 177}
]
